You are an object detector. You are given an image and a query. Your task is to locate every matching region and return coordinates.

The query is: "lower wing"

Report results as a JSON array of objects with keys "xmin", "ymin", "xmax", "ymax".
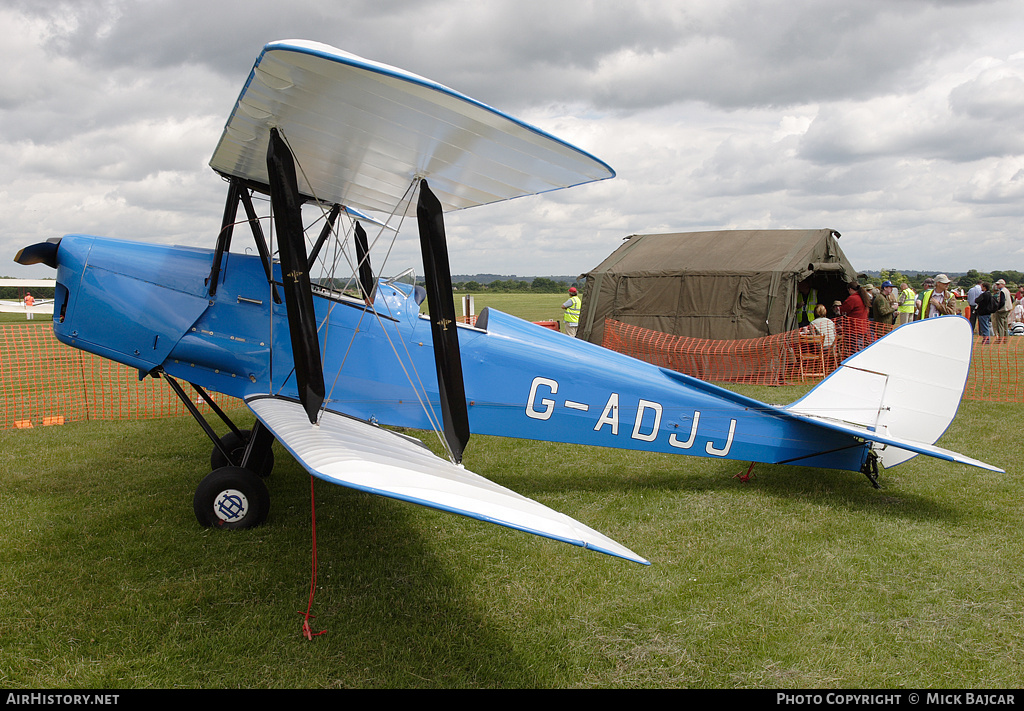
[{"xmin": 246, "ymin": 395, "xmax": 650, "ymax": 565}]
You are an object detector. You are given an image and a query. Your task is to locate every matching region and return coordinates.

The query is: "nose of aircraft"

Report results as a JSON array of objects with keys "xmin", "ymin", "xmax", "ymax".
[{"xmin": 14, "ymin": 237, "xmax": 61, "ymax": 268}]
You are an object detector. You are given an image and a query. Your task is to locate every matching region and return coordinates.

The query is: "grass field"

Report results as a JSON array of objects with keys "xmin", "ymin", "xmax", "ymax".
[
  {"xmin": 0, "ymin": 295, "xmax": 1021, "ymax": 688},
  {"xmin": 0, "ymin": 312, "xmax": 52, "ymax": 324},
  {"xmin": 452, "ymin": 292, "xmax": 571, "ymax": 324}
]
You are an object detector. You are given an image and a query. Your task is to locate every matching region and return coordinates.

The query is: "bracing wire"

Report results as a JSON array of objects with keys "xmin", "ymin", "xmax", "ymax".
[{"xmin": 275, "ymin": 133, "xmax": 456, "ymax": 460}]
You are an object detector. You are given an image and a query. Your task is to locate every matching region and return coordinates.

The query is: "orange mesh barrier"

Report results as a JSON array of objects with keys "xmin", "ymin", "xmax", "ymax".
[
  {"xmin": 601, "ymin": 317, "xmax": 1021, "ymax": 402},
  {"xmin": 965, "ymin": 337, "xmax": 1024, "ymax": 402},
  {"xmin": 0, "ymin": 325, "xmax": 240, "ymax": 430},
  {"xmin": 3, "ymin": 314, "xmax": 1018, "ymax": 431}
]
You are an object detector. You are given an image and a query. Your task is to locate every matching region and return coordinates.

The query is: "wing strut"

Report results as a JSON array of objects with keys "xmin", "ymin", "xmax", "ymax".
[
  {"xmin": 354, "ymin": 222, "xmax": 375, "ymax": 304},
  {"xmin": 266, "ymin": 127, "xmax": 326, "ymax": 424},
  {"xmin": 207, "ymin": 179, "xmax": 240, "ymax": 296},
  {"xmin": 416, "ymin": 180, "xmax": 470, "ymax": 463},
  {"xmin": 307, "ymin": 203, "xmax": 342, "ymax": 271},
  {"xmin": 238, "ymin": 189, "xmax": 282, "ymax": 304}
]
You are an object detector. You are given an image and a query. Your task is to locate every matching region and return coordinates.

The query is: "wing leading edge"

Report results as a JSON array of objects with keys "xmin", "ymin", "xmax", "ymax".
[{"xmin": 245, "ymin": 395, "xmax": 649, "ymax": 565}]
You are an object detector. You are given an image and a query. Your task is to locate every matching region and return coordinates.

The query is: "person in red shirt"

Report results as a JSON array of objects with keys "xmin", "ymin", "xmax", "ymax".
[{"xmin": 840, "ymin": 281, "xmax": 870, "ymax": 351}]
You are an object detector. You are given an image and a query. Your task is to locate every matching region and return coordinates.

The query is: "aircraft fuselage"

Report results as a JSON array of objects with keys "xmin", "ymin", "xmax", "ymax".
[{"xmin": 50, "ymin": 233, "xmax": 870, "ymax": 473}]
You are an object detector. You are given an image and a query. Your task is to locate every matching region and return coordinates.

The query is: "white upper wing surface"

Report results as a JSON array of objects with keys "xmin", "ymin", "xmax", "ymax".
[
  {"xmin": 210, "ymin": 40, "xmax": 614, "ymax": 215},
  {"xmin": 246, "ymin": 396, "xmax": 649, "ymax": 565}
]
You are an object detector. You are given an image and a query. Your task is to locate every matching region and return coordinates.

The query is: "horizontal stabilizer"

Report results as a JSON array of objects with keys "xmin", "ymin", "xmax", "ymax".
[
  {"xmin": 246, "ymin": 395, "xmax": 649, "ymax": 565},
  {"xmin": 780, "ymin": 408, "xmax": 1003, "ymax": 473}
]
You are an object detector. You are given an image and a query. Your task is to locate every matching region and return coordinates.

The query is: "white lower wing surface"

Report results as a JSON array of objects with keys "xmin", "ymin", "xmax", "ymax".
[{"xmin": 246, "ymin": 396, "xmax": 649, "ymax": 565}]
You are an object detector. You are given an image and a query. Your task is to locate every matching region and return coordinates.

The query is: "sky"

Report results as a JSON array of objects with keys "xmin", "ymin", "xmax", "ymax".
[{"xmin": 2, "ymin": 0, "xmax": 1023, "ymax": 280}]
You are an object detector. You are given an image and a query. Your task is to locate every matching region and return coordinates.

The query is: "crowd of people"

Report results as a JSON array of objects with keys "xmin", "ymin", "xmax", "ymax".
[
  {"xmin": 963, "ymin": 278, "xmax": 1023, "ymax": 343},
  {"xmin": 799, "ymin": 274, "xmax": 1024, "ymax": 352}
]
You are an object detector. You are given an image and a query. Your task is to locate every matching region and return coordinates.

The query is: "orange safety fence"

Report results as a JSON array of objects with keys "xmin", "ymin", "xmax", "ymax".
[
  {"xmin": 601, "ymin": 317, "xmax": 1024, "ymax": 403},
  {"xmin": 3, "ymin": 314, "xmax": 1020, "ymax": 432},
  {"xmin": 0, "ymin": 325, "xmax": 240, "ymax": 430}
]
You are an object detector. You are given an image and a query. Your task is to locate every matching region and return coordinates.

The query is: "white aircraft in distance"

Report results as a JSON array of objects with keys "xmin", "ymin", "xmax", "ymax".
[
  {"xmin": 14, "ymin": 40, "xmax": 1001, "ymax": 568},
  {"xmin": 0, "ymin": 278, "xmax": 55, "ymax": 317}
]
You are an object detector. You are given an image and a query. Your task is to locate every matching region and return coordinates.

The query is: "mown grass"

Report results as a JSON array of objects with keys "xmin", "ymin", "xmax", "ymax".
[
  {"xmin": 0, "ymin": 312, "xmax": 52, "ymax": 324},
  {"xmin": 0, "ymin": 297, "xmax": 1020, "ymax": 688},
  {"xmin": 451, "ymin": 292, "xmax": 570, "ymax": 324}
]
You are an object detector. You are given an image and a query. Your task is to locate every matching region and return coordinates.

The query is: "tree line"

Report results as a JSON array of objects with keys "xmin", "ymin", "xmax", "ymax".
[
  {"xmin": 0, "ymin": 283, "xmax": 54, "ymax": 300},
  {"xmin": 452, "ymin": 277, "xmax": 573, "ymax": 293}
]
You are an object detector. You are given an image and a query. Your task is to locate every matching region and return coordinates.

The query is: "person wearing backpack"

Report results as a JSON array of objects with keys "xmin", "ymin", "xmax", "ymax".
[{"xmin": 974, "ymin": 282, "xmax": 994, "ymax": 344}]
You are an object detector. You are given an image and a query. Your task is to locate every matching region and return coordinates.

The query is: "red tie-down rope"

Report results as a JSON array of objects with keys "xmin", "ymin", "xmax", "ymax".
[{"xmin": 299, "ymin": 475, "xmax": 327, "ymax": 639}]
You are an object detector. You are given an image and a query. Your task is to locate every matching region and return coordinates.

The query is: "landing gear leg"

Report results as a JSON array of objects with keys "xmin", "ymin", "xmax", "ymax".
[
  {"xmin": 210, "ymin": 423, "xmax": 275, "ymax": 478},
  {"xmin": 861, "ymin": 451, "xmax": 880, "ymax": 489},
  {"xmin": 154, "ymin": 370, "xmax": 278, "ymax": 526}
]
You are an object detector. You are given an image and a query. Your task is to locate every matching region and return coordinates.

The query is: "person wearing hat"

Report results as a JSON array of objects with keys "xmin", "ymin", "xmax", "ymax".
[
  {"xmin": 561, "ymin": 286, "xmax": 582, "ymax": 337},
  {"xmin": 920, "ymin": 274, "xmax": 957, "ymax": 319},
  {"xmin": 871, "ymin": 281, "xmax": 896, "ymax": 325},
  {"xmin": 992, "ymin": 278, "xmax": 1013, "ymax": 341}
]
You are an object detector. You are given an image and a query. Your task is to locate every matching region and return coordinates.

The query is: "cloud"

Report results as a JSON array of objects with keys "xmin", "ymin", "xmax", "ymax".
[{"xmin": 3, "ymin": 0, "xmax": 1024, "ymax": 278}]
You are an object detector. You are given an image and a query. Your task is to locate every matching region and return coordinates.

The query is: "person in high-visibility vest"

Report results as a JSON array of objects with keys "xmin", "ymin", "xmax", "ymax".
[
  {"xmin": 919, "ymin": 274, "xmax": 957, "ymax": 319},
  {"xmin": 24, "ymin": 292, "xmax": 34, "ymax": 320},
  {"xmin": 561, "ymin": 286, "xmax": 582, "ymax": 337},
  {"xmin": 897, "ymin": 282, "xmax": 917, "ymax": 325},
  {"xmin": 796, "ymin": 279, "xmax": 818, "ymax": 327}
]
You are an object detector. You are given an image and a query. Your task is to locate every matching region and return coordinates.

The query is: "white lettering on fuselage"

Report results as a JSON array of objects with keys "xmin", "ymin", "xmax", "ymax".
[
  {"xmin": 525, "ymin": 376, "xmax": 736, "ymax": 457},
  {"xmin": 668, "ymin": 412, "xmax": 699, "ymax": 449},
  {"xmin": 525, "ymin": 377, "xmax": 558, "ymax": 420},
  {"xmin": 594, "ymin": 393, "xmax": 620, "ymax": 435},
  {"xmin": 632, "ymin": 400, "xmax": 662, "ymax": 442}
]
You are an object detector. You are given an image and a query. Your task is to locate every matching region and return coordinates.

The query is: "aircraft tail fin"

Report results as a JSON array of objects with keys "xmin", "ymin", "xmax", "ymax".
[{"xmin": 785, "ymin": 315, "xmax": 984, "ymax": 469}]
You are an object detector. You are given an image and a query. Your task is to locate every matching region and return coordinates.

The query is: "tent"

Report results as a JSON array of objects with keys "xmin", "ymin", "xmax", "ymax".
[{"xmin": 577, "ymin": 229, "xmax": 857, "ymax": 344}]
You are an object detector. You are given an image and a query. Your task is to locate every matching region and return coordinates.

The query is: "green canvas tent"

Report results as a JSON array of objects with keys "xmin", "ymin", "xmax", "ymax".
[{"xmin": 577, "ymin": 229, "xmax": 857, "ymax": 344}]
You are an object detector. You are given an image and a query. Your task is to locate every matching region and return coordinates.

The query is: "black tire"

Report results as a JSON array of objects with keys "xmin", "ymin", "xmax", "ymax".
[
  {"xmin": 194, "ymin": 466, "xmax": 270, "ymax": 530},
  {"xmin": 210, "ymin": 429, "xmax": 274, "ymax": 478}
]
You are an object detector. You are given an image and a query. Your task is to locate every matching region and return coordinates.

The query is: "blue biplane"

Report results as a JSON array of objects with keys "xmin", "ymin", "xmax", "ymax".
[{"xmin": 15, "ymin": 41, "xmax": 1001, "ymax": 567}]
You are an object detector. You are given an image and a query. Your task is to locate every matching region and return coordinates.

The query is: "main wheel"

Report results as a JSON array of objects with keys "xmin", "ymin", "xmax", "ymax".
[
  {"xmin": 210, "ymin": 429, "xmax": 274, "ymax": 478},
  {"xmin": 194, "ymin": 466, "xmax": 270, "ymax": 530}
]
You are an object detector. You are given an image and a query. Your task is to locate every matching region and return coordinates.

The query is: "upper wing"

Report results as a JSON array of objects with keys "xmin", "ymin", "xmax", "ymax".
[
  {"xmin": 246, "ymin": 395, "xmax": 649, "ymax": 565},
  {"xmin": 209, "ymin": 40, "xmax": 615, "ymax": 215}
]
